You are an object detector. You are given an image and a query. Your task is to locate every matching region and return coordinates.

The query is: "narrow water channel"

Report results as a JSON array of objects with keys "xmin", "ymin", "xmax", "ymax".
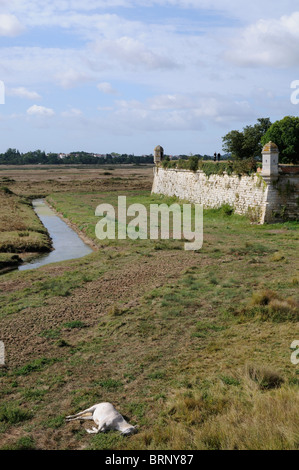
[{"xmin": 19, "ymin": 199, "xmax": 93, "ymax": 271}]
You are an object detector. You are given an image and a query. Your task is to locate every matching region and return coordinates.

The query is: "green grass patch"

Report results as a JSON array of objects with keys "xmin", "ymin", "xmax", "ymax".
[
  {"xmin": 0, "ymin": 436, "xmax": 35, "ymax": 450},
  {"xmin": 63, "ymin": 320, "xmax": 87, "ymax": 329},
  {"xmin": 14, "ymin": 357, "xmax": 59, "ymax": 376},
  {"xmin": 0, "ymin": 404, "xmax": 32, "ymax": 424}
]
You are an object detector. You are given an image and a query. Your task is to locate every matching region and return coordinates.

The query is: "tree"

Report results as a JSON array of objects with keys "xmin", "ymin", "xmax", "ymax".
[
  {"xmin": 222, "ymin": 130, "xmax": 246, "ymax": 159},
  {"xmin": 261, "ymin": 116, "xmax": 299, "ymax": 164},
  {"xmin": 222, "ymin": 118, "xmax": 272, "ymax": 160},
  {"xmin": 1, "ymin": 148, "xmax": 22, "ymax": 164}
]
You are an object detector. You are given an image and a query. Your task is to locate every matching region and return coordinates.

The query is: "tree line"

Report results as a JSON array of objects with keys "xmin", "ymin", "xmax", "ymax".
[
  {"xmin": 0, "ymin": 150, "xmax": 154, "ymax": 165},
  {"xmin": 0, "ymin": 150, "xmax": 220, "ymax": 165},
  {"xmin": 222, "ymin": 116, "xmax": 299, "ymax": 164}
]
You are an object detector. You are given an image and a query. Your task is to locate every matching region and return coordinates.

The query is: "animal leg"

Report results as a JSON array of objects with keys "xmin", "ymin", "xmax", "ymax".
[{"xmin": 66, "ymin": 405, "xmax": 97, "ymax": 421}]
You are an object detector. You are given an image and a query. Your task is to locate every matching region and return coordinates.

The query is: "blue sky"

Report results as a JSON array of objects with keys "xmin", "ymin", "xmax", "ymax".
[{"xmin": 0, "ymin": 0, "xmax": 299, "ymax": 155}]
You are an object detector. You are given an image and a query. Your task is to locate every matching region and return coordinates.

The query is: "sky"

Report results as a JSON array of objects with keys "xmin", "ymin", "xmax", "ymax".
[{"xmin": 0, "ymin": 0, "xmax": 299, "ymax": 156}]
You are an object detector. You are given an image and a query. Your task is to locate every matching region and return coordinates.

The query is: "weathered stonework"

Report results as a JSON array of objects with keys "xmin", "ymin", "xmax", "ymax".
[
  {"xmin": 153, "ymin": 145, "xmax": 164, "ymax": 165},
  {"xmin": 151, "ymin": 142, "xmax": 299, "ymax": 223},
  {"xmin": 152, "ymin": 167, "xmax": 299, "ymax": 223}
]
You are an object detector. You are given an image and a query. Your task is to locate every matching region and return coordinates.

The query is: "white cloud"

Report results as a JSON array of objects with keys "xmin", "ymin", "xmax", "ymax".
[
  {"xmin": 5, "ymin": 0, "xmax": 297, "ymax": 21},
  {"xmin": 8, "ymin": 87, "xmax": 41, "ymax": 100},
  {"xmin": 111, "ymin": 91, "xmax": 255, "ymax": 133},
  {"xmin": 225, "ymin": 11, "xmax": 299, "ymax": 68},
  {"xmin": 92, "ymin": 36, "xmax": 178, "ymax": 70},
  {"xmin": 54, "ymin": 68, "xmax": 91, "ymax": 88},
  {"xmin": 0, "ymin": 14, "xmax": 24, "ymax": 36},
  {"xmin": 27, "ymin": 104, "xmax": 55, "ymax": 116},
  {"xmin": 61, "ymin": 107, "xmax": 82, "ymax": 117},
  {"xmin": 97, "ymin": 82, "xmax": 118, "ymax": 94},
  {"xmin": 0, "ymin": 47, "xmax": 97, "ymax": 88}
]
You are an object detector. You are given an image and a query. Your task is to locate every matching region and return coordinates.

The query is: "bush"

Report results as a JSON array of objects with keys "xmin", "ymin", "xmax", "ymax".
[
  {"xmin": 189, "ymin": 156, "xmax": 199, "ymax": 172},
  {"xmin": 159, "ymin": 157, "xmax": 258, "ymax": 176},
  {"xmin": 220, "ymin": 204, "xmax": 234, "ymax": 216}
]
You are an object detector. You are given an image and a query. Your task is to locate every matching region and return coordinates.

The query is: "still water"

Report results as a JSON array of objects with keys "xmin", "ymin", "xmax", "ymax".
[{"xmin": 19, "ymin": 199, "xmax": 93, "ymax": 271}]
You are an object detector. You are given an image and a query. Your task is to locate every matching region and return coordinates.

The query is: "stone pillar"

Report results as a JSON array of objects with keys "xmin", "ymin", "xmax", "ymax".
[
  {"xmin": 261, "ymin": 141, "xmax": 279, "ymax": 177},
  {"xmin": 154, "ymin": 145, "xmax": 164, "ymax": 165}
]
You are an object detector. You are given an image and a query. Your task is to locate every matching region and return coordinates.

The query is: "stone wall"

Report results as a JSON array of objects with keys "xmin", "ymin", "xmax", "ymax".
[
  {"xmin": 151, "ymin": 166, "xmax": 299, "ymax": 223},
  {"xmin": 268, "ymin": 168, "xmax": 299, "ymax": 221}
]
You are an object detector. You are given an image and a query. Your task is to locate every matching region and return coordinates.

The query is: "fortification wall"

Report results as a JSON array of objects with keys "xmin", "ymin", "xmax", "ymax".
[
  {"xmin": 151, "ymin": 167, "xmax": 299, "ymax": 223},
  {"xmin": 268, "ymin": 170, "xmax": 299, "ymax": 221}
]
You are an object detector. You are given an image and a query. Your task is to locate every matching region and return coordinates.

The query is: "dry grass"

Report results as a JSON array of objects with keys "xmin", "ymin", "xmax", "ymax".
[
  {"xmin": 244, "ymin": 364, "xmax": 284, "ymax": 390},
  {"xmin": 243, "ymin": 289, "xmax": 299, "ymax": 322},
  {"xmin": 127, "ymin": 373, "xmax": 298, "ymax": 450},
  {"xmin": 0, "ymin": 164, "xmax": 154, "ymax": 197}
]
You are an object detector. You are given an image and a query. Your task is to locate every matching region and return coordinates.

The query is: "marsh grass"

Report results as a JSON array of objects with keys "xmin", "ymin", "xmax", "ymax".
[
  {"xmin": 126, "ymin": 376, "xmax": 298, "ymax": 450},
  {"xmin": 244, "ymin": 364, "xmax": 284, "ymax": 390},
  {"xmin": 0, "ymin": 185, "xmax": 298, "ymax": 450},
  {"xmin": 242, "ymin": 289, "xmax": 299, "ymax": 322},
  {"xmin": 0, "ymin": 188, "xmax": 51, "ymax": 255},
  {"xmin": 0, "ymin": 253, "xmax": 22, "ymax": 269}
]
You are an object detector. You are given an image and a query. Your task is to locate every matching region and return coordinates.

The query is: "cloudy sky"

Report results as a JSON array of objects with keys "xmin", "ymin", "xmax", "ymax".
[{"xmin": 0, "ymin": 0, "xmax": 299, "ymax": 155}]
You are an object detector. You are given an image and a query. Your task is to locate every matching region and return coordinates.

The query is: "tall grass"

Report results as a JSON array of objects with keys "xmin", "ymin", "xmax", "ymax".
[{"xmin": 127, "ymin": 376, "xmax": 299, "ymax": 450}]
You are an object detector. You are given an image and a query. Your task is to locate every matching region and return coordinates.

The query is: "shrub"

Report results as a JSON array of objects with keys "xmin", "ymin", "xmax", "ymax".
[
  {"xmin": 220, "ymin": 204, "xmax": 234, "ymax": 216},
  {"xmin": 189, "ymin": 156, "xmax": 199, "ymax": 172},
  {"xmin": 160, "ymin": 156, "xmax": 258, "ymax": 176}
]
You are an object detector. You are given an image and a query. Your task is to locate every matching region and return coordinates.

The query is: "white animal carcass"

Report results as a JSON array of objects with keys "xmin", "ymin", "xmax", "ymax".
[{"xmin": 66, "ymin": 402, "xmax": 137, "ymax": 435}]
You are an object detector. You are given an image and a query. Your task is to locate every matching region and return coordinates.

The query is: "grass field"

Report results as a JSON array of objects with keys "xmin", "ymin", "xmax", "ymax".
[
  {"xmin": 0, "ymin": 185, "xmax": 52, "ymax": 270},
  {"xmin": 0, "ymin": 166, "xmax": 298, "ymax": 450}
]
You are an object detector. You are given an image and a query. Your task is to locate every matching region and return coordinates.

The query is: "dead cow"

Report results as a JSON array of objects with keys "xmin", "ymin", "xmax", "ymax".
[{"xmin": 66, "ymin": 402, "xmax": 137, "ymax": 435}]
